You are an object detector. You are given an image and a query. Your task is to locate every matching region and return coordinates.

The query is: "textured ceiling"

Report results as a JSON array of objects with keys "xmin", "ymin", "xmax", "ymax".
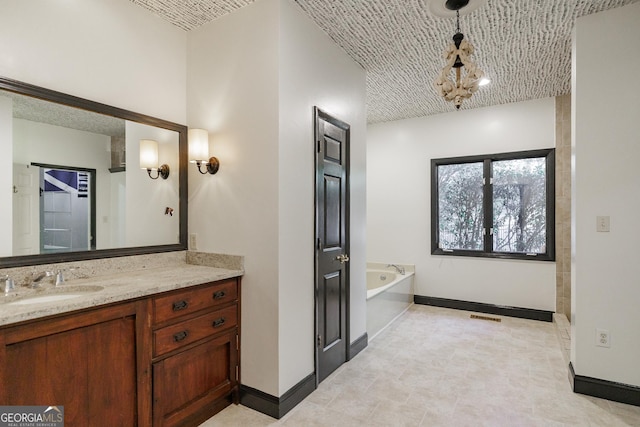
[
  {"xmin": 130, "ymin": 0, "xmax": 638, "ymax": 123},
  {"xmin": 2, "ymin": 90, "xmax": 125, "ymax": 137}
]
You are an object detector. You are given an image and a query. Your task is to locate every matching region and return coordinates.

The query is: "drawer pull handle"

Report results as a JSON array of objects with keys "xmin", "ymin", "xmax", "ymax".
[
  {"xmin": 213, "ymin": 291, "xmax": 226, "ymax": 300},
  {"xmin": 173, "ymin": 330, "xmax": 189, "ymax": 342},
  {"xmin": 212, "ymin": 317, "xmax": 226, "ymax": 328},
  {"xmin": 172, "ymin": 300, "xmax": 188, "ymax": 311}
]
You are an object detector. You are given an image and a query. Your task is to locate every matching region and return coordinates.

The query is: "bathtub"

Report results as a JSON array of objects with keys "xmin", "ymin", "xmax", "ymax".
[{"xmin": 366, "ymin": 263, "xmax": 415, "ymax": 340}]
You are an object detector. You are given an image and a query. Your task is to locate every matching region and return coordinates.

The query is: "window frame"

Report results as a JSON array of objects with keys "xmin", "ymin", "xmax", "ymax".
[{"xmin": 431, "ymin": 149, "xmax": 555, "ymax": 261}]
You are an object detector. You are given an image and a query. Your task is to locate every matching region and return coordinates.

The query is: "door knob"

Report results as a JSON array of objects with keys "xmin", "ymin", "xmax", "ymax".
[{"xmin": 336, "ymin": 254, "xmax": 350, "ymax": 264}]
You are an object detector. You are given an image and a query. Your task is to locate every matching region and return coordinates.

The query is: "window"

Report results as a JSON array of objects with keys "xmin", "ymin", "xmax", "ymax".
[{"xmin": 431, "ymin": 149, "xmax": 555, "ymax": 261}]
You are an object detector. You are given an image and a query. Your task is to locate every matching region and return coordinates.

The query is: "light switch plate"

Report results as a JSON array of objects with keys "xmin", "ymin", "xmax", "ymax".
[{"xmin": 596, "ymin": 216, "xmax": 610, "ymax": 232}]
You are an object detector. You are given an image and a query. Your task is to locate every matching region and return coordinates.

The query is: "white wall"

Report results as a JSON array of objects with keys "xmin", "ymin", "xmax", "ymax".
[
  {"xmin": 110, "ymin": 173, "xmax": 126, "ymax": 248},
  {"xmin": 0, "ymin": 96, "xmax": 12, "ymax": 255},
  {"xmin": 187, "ymin": 0, "xmax": 366, "ymax": 396},
  {"xmin": 0, "ymin": 0, "xmax": 186, "ymax": 124},
  {"xmin": 125, "ymin": 121, "xmax": 180, "ymax": 247},
  {"xmin": 278, "ymin": 0, "xmax": 367, "ymax": 394},
  {"xmin": 367, "ymin": 98, "xmax": 556, "ymax": 311},
  {"xmin": 187, "ymin": 0, "xmax": 281, "ymax": 396},
  {"xmin": 571, "ymin": 2, "xmax": 640, "ymax": 387}
]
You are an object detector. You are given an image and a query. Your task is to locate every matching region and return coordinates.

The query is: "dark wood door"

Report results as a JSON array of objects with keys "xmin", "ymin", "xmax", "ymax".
[{"xmin": 314, "ymin": 107, "xmax": 350, "ymax": 384}]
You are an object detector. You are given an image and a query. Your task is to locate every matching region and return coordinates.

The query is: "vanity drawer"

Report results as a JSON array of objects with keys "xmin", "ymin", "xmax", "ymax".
[
  {"xmin": 152, "ymin": 279, "xmax": 237, "ymax": 324},
  {"xmin": 154, "ymin": 305, "xmax": 237, "ymax": 357}
]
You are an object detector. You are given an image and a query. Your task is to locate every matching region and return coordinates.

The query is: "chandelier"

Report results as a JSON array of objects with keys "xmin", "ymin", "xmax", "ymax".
[{"xmin": 434, "ymin": 0, "xmax": 484, "ymax": 110}]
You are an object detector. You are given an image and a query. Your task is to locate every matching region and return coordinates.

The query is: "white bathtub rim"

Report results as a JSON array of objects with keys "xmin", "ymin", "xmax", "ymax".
[
  {"xmin": 366, "ymin": 269, "xmax": 415, "ymax": 300},
  {"xmin": 367, "ymin": 262, "xmax": 415, "ymax": 274}
]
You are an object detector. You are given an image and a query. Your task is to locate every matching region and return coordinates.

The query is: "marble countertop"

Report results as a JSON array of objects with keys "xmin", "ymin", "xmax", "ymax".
[{"xmin": 0, "ymin": 263, "xmax": 243, "ymax": 327}]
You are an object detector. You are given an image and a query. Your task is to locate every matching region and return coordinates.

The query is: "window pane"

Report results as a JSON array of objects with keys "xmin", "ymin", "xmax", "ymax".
[
  {"xmin": 492, "ymin": 157, "xmax": 546, "ymax": 253},
  {"xmin": 438, "ymin": 162, "xmax": 484, "ymax": 250}
]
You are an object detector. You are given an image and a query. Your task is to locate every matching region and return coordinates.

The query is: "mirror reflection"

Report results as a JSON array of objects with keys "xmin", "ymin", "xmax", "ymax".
[{"xmin": 0, "ymin": 83, "xmax": 184, "ymax": 262}]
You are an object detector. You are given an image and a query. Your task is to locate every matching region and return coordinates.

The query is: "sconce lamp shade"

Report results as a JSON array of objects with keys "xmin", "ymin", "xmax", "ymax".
[
  {"xmin": 140, "ymin": 139, "xmax": 170, "ymax": 180},
  {"xmin": 188, "ymin": 128, "xmax": 209, "ymax": 162},
  {"xmin": 140, "ymin": 139, "xmax": 159, "ymax": 169},
  {"xmin": 188, "ymin": 128, "xmax": 220, "ymax": 175}
]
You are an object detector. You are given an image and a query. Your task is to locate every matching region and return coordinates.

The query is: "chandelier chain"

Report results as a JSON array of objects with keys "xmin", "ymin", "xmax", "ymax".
[{"xmin": 456, "ymin": 10, "xmax": 460, "ymax": 33}]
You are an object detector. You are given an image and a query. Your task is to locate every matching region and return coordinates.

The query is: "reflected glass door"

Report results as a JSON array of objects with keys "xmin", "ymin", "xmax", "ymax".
[{"xmin": 39, "ymin": 166, "xmax": 95, "ymax": 253}]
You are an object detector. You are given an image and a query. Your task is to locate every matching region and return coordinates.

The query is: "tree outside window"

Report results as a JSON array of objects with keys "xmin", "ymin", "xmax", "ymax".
[
  {"xmin": 438, "ymin": 162, "xmax": 484, "ymax": 251},
  {"xmin": 431, "ymin": 149, "xmax": 555, "ymax": 261}
]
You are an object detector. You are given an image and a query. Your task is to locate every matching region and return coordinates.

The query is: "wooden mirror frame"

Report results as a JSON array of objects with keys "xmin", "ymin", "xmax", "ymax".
[{"xmin": 0, "ymin": 76, "xmax": 188, "ymax": 268}]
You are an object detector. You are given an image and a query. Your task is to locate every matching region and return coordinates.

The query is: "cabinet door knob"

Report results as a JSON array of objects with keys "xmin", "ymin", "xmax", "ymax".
[
  {"xmin": 212, "ymin": 317, "xmax": 226, "ymax": 328},
  {"xmin": 172, "ymin": 300, "xmax": 188, "ymax": 311},
  {"xmin": 213, "ymin": 291, "xmax": 226, "ymax": 300},
  {"xmin": 173, "ymin": 330, "xmax": 189, "ymax": 342}
]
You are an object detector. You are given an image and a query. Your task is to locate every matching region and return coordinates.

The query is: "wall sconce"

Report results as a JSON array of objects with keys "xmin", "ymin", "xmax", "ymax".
[
  {"xmin": 139, "ymin": 139, "xmax": 170, "ymax": 180},
  {"xmin": 188, "ymin": 128, "xmax": 220, "ymax": 175}
]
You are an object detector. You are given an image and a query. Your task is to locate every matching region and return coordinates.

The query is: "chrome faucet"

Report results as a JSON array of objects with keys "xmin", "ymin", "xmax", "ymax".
[
  {"xmin": 31, "ymin": 271, "xmax": 62, "ymax": 288},
  {"xmin": 3, "ymin": 275, "xmax": 15, "ymax": 295},
  {"xmin": 386, "ymin": 264, "xmax": 406, "ymax": 275},
  {"xmin": 55, "ymin": 270, "xmax": 65, "ymax": 286}
]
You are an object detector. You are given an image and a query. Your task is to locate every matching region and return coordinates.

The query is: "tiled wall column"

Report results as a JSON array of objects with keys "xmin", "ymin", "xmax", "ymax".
[{"xmin": 555, "ymin": 94, "xmax": 571, "ymax": 320}]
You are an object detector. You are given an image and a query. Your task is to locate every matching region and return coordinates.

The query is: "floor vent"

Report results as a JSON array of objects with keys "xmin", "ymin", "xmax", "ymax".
[{"xmin": 470, "ymin": 314, "xmax": 501, "ymax": 322}]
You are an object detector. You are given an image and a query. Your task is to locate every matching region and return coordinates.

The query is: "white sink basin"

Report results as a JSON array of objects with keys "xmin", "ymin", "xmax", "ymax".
[{"xmin": 7, "ymin": 286, "xmax": 104, "ymax": 305}]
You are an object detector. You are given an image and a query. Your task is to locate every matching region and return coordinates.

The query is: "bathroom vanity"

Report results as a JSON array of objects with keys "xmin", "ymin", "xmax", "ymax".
[
  {"xmin": 0, "ymin": 77, "xmax": 242, "ymax": 426},
  {"xmin": 0, "ymin": 260, "xmax": 242, "ymax": 427}
]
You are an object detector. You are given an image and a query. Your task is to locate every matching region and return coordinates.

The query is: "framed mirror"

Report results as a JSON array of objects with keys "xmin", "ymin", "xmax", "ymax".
[{"xmin": 0, "ymin": 77, "xmax": 187, "ymax": 268}]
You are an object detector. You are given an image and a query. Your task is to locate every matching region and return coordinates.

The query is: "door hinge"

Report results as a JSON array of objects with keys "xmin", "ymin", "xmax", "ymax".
[
  {"xmin": 236, "ymin": 334, "xmax": 239, "ymax": 351},
  {"xmin": 317, "ymin": 238, "xmax": 321, "ymax": 249},
  {"xmin": 235, "ymin": 365, "xmax": 239, "ymax": 381},
  {"xmin": 317, "ymin": 140, "xmax": 321, "ymax": 153},
  {"xmin": 317, "ymin": 334, "xmax": 322, "ymax": 347}
]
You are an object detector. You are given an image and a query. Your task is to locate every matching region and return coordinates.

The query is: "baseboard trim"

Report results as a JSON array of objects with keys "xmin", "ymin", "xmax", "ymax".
[
  {"xmin": 569, "ymin": 362, "xmax": 640, "ymax": 407},
  {"xmin": 239, "ymin": 385, "xmax": 279, "ymax": 419},
  {"xmin": 239, "ymin": 333, "xmax": 368, "ymax": 419},
  {"xmin": 240, "ymin": 372, "xmax": 316, "ymax": 419},
  {"xmin": 348, "ymin": 332, "xmax": 368, "ymax": 360},
  {"xmin": 414, "ymin": 295, "xmax": 553, "ymax": 322}
]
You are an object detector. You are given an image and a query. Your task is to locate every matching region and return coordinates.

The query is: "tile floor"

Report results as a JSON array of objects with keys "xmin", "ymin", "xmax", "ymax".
[{"xmin": 200, "ymin": 305, "xmax": 640, "ymax": 426}]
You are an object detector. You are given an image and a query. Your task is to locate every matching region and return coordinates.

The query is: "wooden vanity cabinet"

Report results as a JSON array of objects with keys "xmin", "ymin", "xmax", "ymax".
[
  {"xmin": 151, "ymin": 278, "xmax": 241, "ymax": 427},
  {"xmin": 0, "ymin": 300, "xmax": 151, "ymax": 427},
  {"xmin": 0, "ymin": 276, "xmax": 241, "ymax": 427}
]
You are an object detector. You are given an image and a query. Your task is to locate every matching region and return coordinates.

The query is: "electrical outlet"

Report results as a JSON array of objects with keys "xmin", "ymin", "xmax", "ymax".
[
  {"xmin": 189, "ymin": 233, "xmax": 197, "ymax": 251},
  {"xmin": 596, "ymin": 328, "xmax": 610, "ymax": 348}
]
